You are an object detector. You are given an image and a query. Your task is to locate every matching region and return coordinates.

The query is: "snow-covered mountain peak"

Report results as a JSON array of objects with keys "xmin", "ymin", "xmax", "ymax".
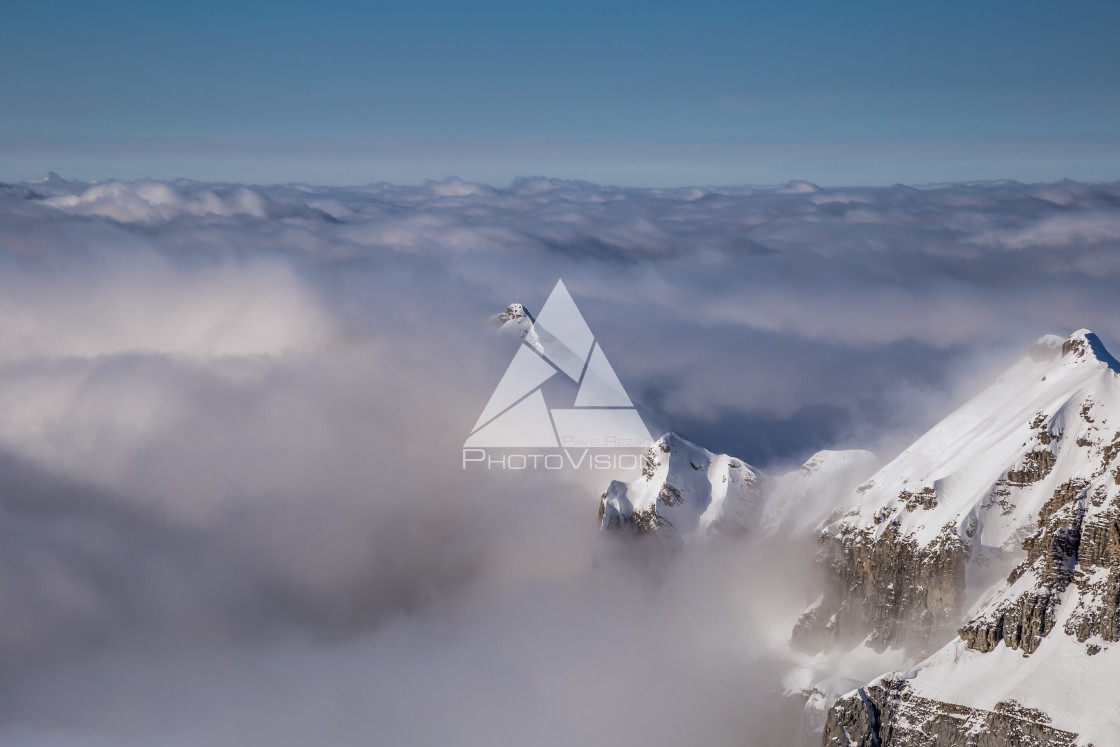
[
  {"xmin": 1058, "ymin": 328, "xmax": 1120, "ymax": 372},
  {"xmin": 495, "ymin": 303, "xmax": 530, "ymax": 324},
  {"xmin": 819, "ymin": 331, "xmax": 1120, "ymax": 744},
  {"xmin": 30, "ymin": 170, "xmax": 67, "ymax": 185},
  {"xmin": 1029, "ymin": 328, "xmax": 1118, "ymax": 371},
  {"xmin": 489, "ymin": 302, "xmax": 542, "ymax": 352},
  {"xmin": 794, "ymin": 328, "xmax": 1120, "ymax": 656},
  {"xmin": 599, "ymin": 432, "xmax": 765, "ymax": 541},
  {"xmin": 827, "ymin": 329, "xmax": 1120, "ymax": 550}
]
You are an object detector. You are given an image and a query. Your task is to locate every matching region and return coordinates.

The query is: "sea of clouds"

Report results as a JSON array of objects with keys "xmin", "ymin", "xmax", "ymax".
[{"xmin": 0, "ymin": 174, "xmax": 1118, "ymax": 745}]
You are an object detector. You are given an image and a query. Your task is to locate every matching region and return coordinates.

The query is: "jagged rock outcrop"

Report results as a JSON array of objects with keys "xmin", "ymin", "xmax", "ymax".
[
  {"xmin": 1005, "ymin": 449, "xmax": 1057, "ymax": 485},
  {"xmin": 1064, "ymin": 508, "xmax": 1120, "ymax": 642},
  {"xmin": 958, "ymin": 426, "xmax": 1120, "ymax": 655},
  {"xmin": 823, "ymin": 679, "xmax": 1078, "ymax": 747},
  {"xmin": 958, "ymin": 478, "xmax": 1092, "ymax": 654}
]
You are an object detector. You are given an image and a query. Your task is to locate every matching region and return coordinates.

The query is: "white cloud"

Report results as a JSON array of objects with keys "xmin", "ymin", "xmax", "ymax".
[{"xmin": 0, "ymin": 173, "xmax": 1118, "ymax": 744}]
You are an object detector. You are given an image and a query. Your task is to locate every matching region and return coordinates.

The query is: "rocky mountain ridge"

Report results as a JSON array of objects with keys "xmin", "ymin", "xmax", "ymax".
[
  {"xmin": 593, "ymin": 330, "xmax": 1120, "ymax": 745},
  {"xmin": 814, "ymin": 330, "xmax": 1120, "ymax": 746}
]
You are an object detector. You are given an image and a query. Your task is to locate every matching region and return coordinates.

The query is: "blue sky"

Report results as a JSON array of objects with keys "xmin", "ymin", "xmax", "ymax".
[{"xmin": 2, "ymin": 0, "xmax": 1118, "ymax": 185}]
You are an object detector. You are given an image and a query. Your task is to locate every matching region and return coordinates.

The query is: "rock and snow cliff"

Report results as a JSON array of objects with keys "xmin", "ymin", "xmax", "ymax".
[
  {"xmin": 595, "ymin": 330, "xmax": 1120, "ymax": 745},
  {"xmin": 796, "ymin": 330, "xmax": 1120, "ymax": 655},
  {"xmin": 813, "ymin": 330, "xmax": 1120, "ymax": 746}
]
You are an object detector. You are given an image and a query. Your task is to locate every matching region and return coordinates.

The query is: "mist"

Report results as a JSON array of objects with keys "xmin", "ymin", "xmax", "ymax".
[{"xmin": 0, "ymin": 174, "xmax": 1117, "ymax": 744}]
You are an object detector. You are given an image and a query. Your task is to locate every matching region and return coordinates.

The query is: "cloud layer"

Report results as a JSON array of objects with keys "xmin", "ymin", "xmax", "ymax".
[{"xmin": 0, "ymin": 174, "xmax": 1118, "ymax": 744}]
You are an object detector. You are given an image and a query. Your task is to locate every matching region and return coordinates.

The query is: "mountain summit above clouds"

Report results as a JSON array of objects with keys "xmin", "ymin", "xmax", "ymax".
[
  {"xmin": 596, "ymin": 330, "xmax": 1120, "ymax": 745},
  {"xmin": 800, "ymin": 329, "xmax": 1120, "ymax": 746},
  {"xmin": 490, "ymin": 303, "xmax": 544, "ymax": 353},
  {"xmin": 598, "ymin": 433, "xmax": 766, "ymax": 541}
]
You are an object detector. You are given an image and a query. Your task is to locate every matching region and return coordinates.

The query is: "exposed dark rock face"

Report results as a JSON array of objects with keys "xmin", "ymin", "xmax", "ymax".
[
  {"xmin": 1101, "ymin": 432, "xmax": 1120, "ymax": 466},
  {"xmin": 958, "ymin": 480, "xmax": 1084, "ymax": 653},
  {"xmin": 1064, "ymin": 335, "xmax": 1090, "ymax": 359},
  {"xmin": 822, "ymin": 679, "xmax": 1079, "ymax": 747},
  {"xmin": 897, "ymin": 487, "xmax": 937, "ymax": 511},
  {"xmin": 659, "ymin": 483, "xmax": 684, "ymax": 507},
  {"xmin": 793, "ymin": 520, "xmax": 967, "ymax": 654},
  {"xmin": 798, "ymin": 409, "xmax": 1070, "ymax": 656},
  {"xmin": 959, "ymin": 477, "xmax": 1120, "ymax": 654},
  {"xmin": 822, "ymin": 686, "xmax": 880, "ymax": 747},
  {"xmin": 599, "ymin": 480, "xmax": 665, "ymax": 534},
  {"xmin": 1006, "ymin": 450, "xmax": 1056, "ymax": 485},
  {"xmin": 1062, "ymin": 501, "xmax": 1120, "ymax": 642},
  {"xmin": 1031, "ymin": 412, "xmax": 1055, "ymax": 445},
  {"xmin": 957, "ymin": 590, "xmax": 1061, "ymax": 654}
]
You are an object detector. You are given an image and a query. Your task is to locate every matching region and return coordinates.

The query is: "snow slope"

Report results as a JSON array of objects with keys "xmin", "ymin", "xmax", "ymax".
[
  {"xmin": 761, "ymin": 449, "xmax": 880, "ymax": 538},
  {"xmin": 825, "ymin": 329, "xmax": 1120, "ymax": 554},
  {"xmin": 860, "ymin": 589, "xmax": 1120, "ymax": 745}
]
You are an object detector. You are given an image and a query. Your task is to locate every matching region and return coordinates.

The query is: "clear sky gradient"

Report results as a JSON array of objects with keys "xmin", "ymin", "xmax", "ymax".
[{"xmin": 2, "ymin": 0, "xmax": 1118, "ymax": 185}]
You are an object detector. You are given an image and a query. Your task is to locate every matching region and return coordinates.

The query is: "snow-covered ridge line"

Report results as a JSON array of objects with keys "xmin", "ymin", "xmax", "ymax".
[
  {"xmin": 598, "ymin": 433, "xmax": 879, "ymax": 543},
  {"xmin": 830, "ymin": 328, "xmax": 1120, "ymax": 550}
]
